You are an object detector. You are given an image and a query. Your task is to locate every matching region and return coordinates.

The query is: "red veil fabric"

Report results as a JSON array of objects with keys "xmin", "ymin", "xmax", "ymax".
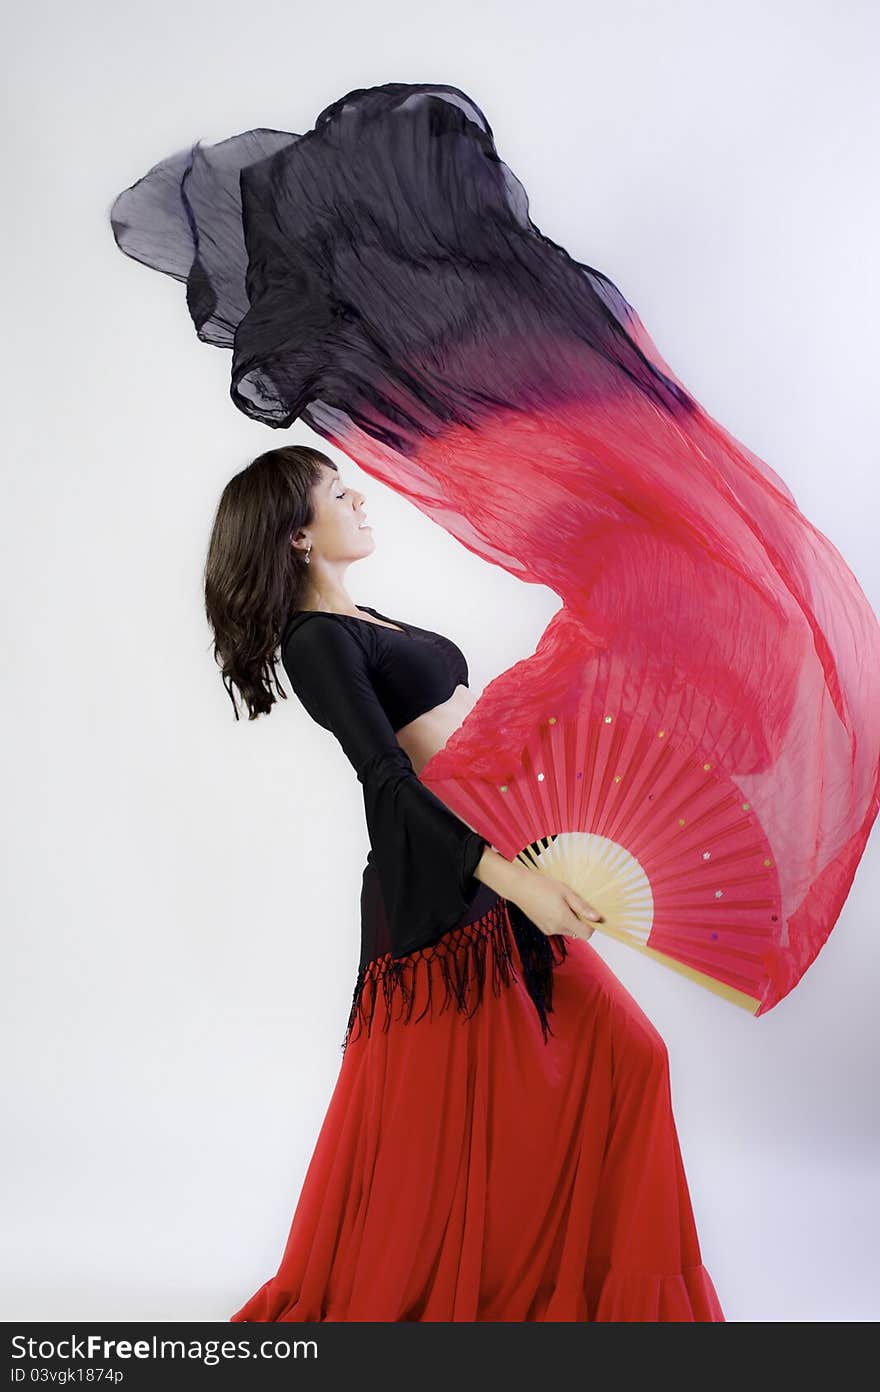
[{"xmin": 110, "ymin": 80, "xmax": 880, "ymax": 1012}]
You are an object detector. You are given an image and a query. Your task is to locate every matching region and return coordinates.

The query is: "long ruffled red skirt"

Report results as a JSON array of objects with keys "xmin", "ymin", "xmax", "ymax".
[{"xmin": 229, "ymin": 898, "xmax": 725, "ymax": 1322}]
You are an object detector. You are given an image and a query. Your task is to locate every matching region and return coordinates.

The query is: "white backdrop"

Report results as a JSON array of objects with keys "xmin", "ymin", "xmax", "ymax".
[{"xmin": 3, "ymin": 0, "xmax": 878, "ymax": 1324}]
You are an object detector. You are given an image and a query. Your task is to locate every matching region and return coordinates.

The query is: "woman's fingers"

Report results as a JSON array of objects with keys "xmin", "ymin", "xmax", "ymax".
[
  {"xmin": 564, "ymin": 889, "xmax": 604, "ymax": 924},
  {"xmin": 567, "ymin": 909, "xmax": 595, "ymax": 941}
]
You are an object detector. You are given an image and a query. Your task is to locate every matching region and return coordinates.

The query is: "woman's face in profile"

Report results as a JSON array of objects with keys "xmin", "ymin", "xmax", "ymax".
[{"xmin": 306, "ymin": 464, "xmax": 375, "ymax": 563}]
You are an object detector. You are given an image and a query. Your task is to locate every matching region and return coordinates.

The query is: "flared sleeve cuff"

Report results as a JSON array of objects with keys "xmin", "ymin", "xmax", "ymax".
[{"xmin": 359, "ymin": 746, "xmax": 487, "ymax": 959}]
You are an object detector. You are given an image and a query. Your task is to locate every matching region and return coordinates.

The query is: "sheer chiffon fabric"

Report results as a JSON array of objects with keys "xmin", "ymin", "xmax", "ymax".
[
  {"xmin": 110, "ymin": 82, "xmax": 880, "ymax": 1013},
  {"xmin": 230, "ymin": 892, "xmax": 724, "ymax": 1323}
]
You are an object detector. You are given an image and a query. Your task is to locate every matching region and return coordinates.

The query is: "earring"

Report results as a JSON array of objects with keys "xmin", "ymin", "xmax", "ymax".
[{"xmin": 304, "ymin": 542, "xmax": 312, "ymax": 565}]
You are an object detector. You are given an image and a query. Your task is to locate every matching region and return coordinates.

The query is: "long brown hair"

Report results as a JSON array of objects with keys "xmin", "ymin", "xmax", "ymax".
[{"xmin": 204, "ymin": 444, "xmax": 338, "ymax": 720}]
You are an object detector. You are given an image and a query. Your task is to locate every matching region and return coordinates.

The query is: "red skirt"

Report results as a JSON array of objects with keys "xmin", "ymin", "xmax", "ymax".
[{"xmin": 229, "ymin": 891, "xmax": 725, "ymax": 1322}]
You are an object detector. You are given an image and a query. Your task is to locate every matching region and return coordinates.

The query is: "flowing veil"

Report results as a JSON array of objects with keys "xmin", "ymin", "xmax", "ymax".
[{"xmin": 109, "ymin": 81, "xmax": 880, "ymax": 1014}]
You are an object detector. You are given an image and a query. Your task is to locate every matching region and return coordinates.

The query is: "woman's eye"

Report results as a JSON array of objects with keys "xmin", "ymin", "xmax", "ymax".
[{"xmin": 335, "ymin": 491, "xmax": 346, "ymax": 499}]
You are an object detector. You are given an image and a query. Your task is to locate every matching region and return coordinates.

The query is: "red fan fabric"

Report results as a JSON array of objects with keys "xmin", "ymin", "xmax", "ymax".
[
  {"xmin": 109, "ymin": 81, "xmax": 880, "ymax": 1010},
  {"xmin": 230, "ymin": 902, "xmax": 724, "ymax": 1322}
]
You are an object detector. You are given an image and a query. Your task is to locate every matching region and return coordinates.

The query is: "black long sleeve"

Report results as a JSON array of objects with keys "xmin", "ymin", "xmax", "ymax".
[{"xmin": 281, "ymin": 615, "xmax": 487, "ymax": 959}]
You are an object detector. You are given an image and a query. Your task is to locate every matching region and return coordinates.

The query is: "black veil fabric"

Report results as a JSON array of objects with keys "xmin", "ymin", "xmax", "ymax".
[
  {"xmin": 110, "ymin": 82, "xmax": 880, "ymax": 1015},
  {"xmin": 108, "ymin": 81, "xmax": 801, "ymax": 608},
  {"xmin": 109, "ymin": 83, "xmax": 710, "ymax": 599}
]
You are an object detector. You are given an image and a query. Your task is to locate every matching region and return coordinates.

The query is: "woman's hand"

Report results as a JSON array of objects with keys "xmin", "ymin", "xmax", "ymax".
[{"xmin": 510, "ymin": 870, "xmax": 604, "ymax": 942}]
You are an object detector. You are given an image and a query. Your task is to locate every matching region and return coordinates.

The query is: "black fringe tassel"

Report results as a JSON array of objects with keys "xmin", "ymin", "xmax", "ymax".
[
  {"xmin": 341, "ymin": 897, "xmax": 569, "ymax": 1053},
  {"xmin": 505, "ymin": 899, "xmax": 570, "ymax": 1040}
]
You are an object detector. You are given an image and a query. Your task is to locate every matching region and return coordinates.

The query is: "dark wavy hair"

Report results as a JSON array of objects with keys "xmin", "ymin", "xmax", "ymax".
[{"xmin": 204, "ymin": 444, "xmax": 338, "ymax": 721}]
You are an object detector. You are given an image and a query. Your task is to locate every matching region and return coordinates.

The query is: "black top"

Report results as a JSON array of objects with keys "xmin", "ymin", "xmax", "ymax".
[
  {"xmin": 280, "ymin": 604, "xmax": 487, "ymax": 960},
  {"xmin": 281, "ymin": 605, "xmax": 470, "ymax": 734}
]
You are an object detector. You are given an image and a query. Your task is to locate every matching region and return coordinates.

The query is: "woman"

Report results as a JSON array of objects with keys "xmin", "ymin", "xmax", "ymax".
[{"xmin": 207, "ymin": 442, "xmax": 725, "ymax": 1322}]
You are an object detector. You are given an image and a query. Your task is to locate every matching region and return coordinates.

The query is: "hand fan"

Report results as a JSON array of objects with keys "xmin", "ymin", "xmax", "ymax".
[{"xmin": 419, "ymin": 605, "xmax": 864, "ymax": 1018}]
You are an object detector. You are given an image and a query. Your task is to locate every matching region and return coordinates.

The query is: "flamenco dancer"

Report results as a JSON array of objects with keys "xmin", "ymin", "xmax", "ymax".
[
  {"xmin": 109, "ymin": 73, "xmax": 880, "ymax": 1323},
  {"xmin": 200, "ymin": 441, "xmax": 725, "ymax": 1322}
]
